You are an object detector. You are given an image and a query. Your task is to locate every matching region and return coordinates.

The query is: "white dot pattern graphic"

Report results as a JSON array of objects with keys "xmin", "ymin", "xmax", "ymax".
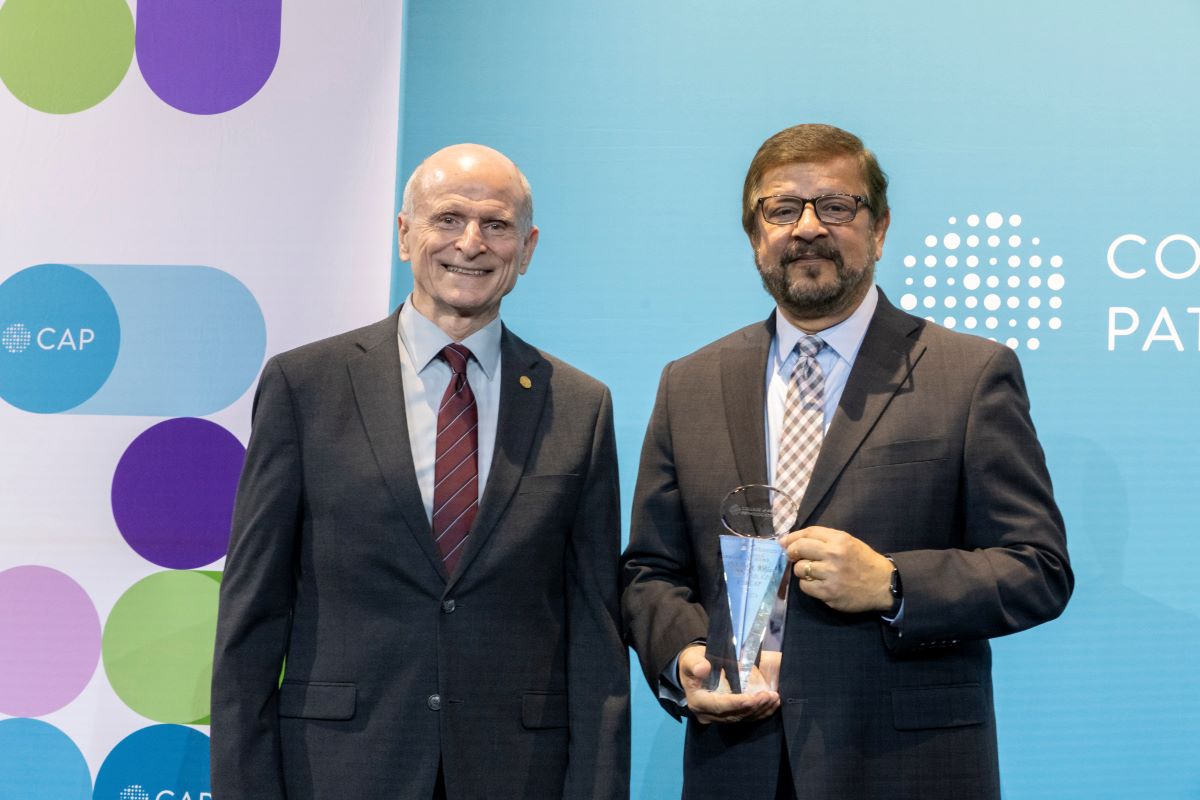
[
  {"xmin": 2, "ymin": 322, "xmax": 33, "ymax": 354},
  {"xmin": 903, "ymin": 211, "xmax": 1065, "ymax": 350},
  {"xmin": 120, "ymin": 787, "xmax": 152, "ymax": 800}
]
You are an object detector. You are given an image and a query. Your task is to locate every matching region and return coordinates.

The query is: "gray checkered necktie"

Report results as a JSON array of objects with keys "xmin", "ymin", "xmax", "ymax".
[{"xmin": 773, "ymin": 335, "xmax": 825, "ymax": 535}]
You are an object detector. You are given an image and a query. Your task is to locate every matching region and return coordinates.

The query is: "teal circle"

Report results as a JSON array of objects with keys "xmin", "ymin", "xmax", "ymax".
[
  {"xmin": 93, "ymin": 724, "xmax": 209, "ymax": 800},
  {"xmin": 0, "ymin": 718, "xmax": 91, "ymax": 799},
  {"xmin": 0, "ymin": 264, "xmax": 120, "ymax": 413}
]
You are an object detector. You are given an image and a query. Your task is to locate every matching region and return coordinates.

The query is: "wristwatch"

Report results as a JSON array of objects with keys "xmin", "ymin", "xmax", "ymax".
[{"xmin": 885, "ymin": 556, "xmax": 903, "ymax": 616}]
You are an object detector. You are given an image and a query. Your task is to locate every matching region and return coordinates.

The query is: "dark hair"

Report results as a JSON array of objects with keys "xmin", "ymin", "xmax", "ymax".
[{"xmin": 741, "ymin": 124, "xmax": 889, "ymax": 236}]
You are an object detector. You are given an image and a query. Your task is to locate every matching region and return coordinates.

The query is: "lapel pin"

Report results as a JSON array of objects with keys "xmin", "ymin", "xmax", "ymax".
[{"xmin": 519, "ymin": 375, "xmax": 532, "ymax": 389}]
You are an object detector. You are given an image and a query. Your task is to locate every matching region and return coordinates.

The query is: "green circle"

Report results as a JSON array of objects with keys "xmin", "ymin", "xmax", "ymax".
[
  {"xmin": 0, "ymin": 0, "xmax": 134, "ymax": 114},
  {"xmin": 102, "ymin": 570, "xmax": 221, "ymax": 724}
]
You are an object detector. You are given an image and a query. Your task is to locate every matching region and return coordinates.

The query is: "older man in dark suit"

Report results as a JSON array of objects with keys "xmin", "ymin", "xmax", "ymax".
[
  {"xmin": 621, "ymin": 124, "xmax": 1072, "ymax": 799},
  {"xmin": 212, "ymin": 144, "xmax": 629, "ymax": 800}
]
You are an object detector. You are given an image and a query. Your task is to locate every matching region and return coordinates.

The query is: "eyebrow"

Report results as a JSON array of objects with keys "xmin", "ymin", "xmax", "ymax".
[{"xmin": 428, "ymin": 203, "xmax": 514, "ymax": 221}]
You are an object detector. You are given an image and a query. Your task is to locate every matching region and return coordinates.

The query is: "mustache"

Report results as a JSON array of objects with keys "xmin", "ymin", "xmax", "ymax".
[{"xmin": 783, "ymin": 241, "xmax": 841, "ymax": 263}]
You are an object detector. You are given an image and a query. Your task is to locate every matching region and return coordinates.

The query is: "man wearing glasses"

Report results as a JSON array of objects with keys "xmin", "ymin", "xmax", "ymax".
[{"xmin": 622, "ymin": 124, "xmax": 1072, "ymax": 799}]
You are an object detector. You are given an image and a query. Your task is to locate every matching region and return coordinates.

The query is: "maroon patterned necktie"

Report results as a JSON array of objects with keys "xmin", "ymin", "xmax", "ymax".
[{"xmin": 432, "ymin": 343, "xmax": 478, "ymax": 574}]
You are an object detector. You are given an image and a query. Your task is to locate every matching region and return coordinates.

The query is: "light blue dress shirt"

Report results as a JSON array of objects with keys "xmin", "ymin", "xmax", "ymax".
[
  {"xmin": 765, "ymin": 285, "xmax": 878, "ymax": 484},
  {"xmin": 396, "ymin": 297, "xmax": 503, "ymax": 523}
]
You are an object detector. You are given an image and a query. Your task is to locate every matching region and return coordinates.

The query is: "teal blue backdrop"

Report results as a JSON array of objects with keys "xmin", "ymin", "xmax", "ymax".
[{"xmin": 392, "ymin": 2, "xmax": 1200, "ymax": 796}]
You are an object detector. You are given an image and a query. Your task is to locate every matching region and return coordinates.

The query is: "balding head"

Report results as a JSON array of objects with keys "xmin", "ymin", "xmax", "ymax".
[
  {"xmin": 397, "ymin": 143, "xmax": 540, "ymax": 339},
  {"xmin": 402, "ymin": 144, "xmax": 534, "ymax": 233}
]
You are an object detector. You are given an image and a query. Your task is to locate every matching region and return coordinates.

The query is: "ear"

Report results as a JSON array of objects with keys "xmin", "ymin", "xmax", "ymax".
[
  {"xmin": 397, "ymin": 212, "xmax": 411, "ymax": 262},
  {"xmin": 871, "ymin": 208, "xmax": 891, "ymax": 260},
  {"xmin": 517, "ymin": 225, "xmax": 539, "ymax": 275},
  {"xmin": 746, "ymin": 213, "xmax": 766, "ymax": 249}
]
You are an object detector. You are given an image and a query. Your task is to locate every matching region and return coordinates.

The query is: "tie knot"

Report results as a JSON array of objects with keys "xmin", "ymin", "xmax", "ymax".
[
  {"xmin": 439, "ymin": 343, "xmax": 473, "ymax": 375},
  {"xmin": 795, "ymin": 335, "xmax": 823, "ymax": 360}
]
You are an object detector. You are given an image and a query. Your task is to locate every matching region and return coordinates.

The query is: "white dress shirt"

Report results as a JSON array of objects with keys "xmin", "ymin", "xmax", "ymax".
[{"xmin": 396, "ymin": 297, "xmax": 503, "ymax": 523}]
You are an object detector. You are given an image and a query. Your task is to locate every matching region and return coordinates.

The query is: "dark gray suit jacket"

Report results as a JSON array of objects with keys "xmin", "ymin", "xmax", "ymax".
[
  {"xmin": 211, "ymin": 311, "xmax": 629, "ymax": 800},
  {"xmin": 621, "ymin": 292, "xmax": 1072, "ymax": 800}
]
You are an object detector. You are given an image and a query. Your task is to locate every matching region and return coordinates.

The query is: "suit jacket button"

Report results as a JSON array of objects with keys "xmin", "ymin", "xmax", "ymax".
[
  {"xmin": 427, "ymin": 694, "xmax": 441, "ymax": 711},
  {"xmin": 441, "ymin": 599, "xmax": 456, "ymax": 614}
]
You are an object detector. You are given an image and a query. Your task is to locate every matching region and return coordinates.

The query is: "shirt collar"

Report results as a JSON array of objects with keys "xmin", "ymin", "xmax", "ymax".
[
  {"xmin": 397, "ymin": 296, "xmax": 503, "ymax": 379},
  {"xmin": 774, "ymin": 284, "xmax": 878, "ymax": 368}
]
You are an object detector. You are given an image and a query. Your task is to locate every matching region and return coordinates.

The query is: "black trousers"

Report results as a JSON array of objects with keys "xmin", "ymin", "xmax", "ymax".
[
  {"xmin": 775, "ymin": 744, "xmax": 797, "ymax": 800},
  {"xmin": 433, "ymin": 762, "xmax": 447, "ymax": 800}
]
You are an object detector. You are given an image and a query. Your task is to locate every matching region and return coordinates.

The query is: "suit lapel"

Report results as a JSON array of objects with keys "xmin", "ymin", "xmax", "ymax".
[
  {"xmin": 346, "ymin": 310, "xmax": 448, "ymax": 581},
  {"xmin": 795, "ymin": 292, "xmax": 927, "ymax": 524},
  {"xmin": 721, "ymin": 316, "xmax": 775, "ymax": 488},
  {"xmin": 447, "ymin": 326, "xmax": 550, "ymax": 586}
]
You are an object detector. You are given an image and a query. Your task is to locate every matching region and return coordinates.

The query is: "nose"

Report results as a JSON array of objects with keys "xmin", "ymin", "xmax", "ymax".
[
  {"xmin": 456, "ymin": 220, "xmax": 487, "ymax": 256},
  {"xmin": 790, "ymin": 202, "xmax": 827, "ymax": 240}
]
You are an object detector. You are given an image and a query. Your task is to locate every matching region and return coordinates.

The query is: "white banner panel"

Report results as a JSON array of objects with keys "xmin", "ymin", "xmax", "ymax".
[{"xmin": 0, "ymin": 2, "xmax": 403, "ymax": 795}]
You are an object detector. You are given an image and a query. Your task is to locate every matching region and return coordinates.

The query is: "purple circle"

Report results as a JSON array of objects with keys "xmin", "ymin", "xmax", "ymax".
[
  {"xmin": 136, "ymin": 0, "xmax": 281, "ymax": 115},
  {"xmin": 0, "ymin": 566, "xmax": 101, "ymax": 717},
  {"xmin": 111, "ymin": 417, "xmax": 245, "ymax": 569}
]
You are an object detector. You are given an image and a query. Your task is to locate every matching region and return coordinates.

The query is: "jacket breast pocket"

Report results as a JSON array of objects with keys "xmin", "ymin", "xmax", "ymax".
[
  {"xmin": 521, "ymin": 691, "xmax": 568, "ymax": 729},
  {"xmin": 517, "ymin": 474, "xmax": 580, "ymax": 496},
  {"xmin": 891, "ymin": 683, "xmax": 984, "ymax": 730},
  {"xmin": 854, "ymin": 438, "xmax": 951, "ymax": 469},
  {"xmin": 278, "ymin": 680, "xmax": 357, "ymax": 721}
]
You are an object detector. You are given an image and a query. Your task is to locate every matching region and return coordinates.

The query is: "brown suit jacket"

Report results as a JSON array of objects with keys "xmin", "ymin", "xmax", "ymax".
[
  {"xmin": 621, "ymin": 292, "xmax": 1072, "ymax": 799},
  {"xmin": 212, "ymin": 310, "xmax": 629, "ymax": 800}
]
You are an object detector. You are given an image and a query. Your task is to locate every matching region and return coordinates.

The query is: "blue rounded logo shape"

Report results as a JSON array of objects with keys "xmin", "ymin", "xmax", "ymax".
[
  {"xmin": 0, "ymin": 718, "xmax": 92, "ymax": 799},
  {"xmin": 0, "ymin": 264, "xmax": 120, "ymax": 413},
  {"xmin": 93, "ymin": 724, "xmax": 211, "ymax": 800}
]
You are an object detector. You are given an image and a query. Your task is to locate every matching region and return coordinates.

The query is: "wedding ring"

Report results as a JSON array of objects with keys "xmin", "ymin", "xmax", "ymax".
[{"xmin": 803, "ymin": 561, "xmax": 814, "ymax": 581}]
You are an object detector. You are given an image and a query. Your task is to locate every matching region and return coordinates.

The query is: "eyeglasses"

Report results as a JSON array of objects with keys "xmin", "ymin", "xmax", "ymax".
[{"xmin": 757, "ymin": 194, "xmax": 868, "ymax": 226}]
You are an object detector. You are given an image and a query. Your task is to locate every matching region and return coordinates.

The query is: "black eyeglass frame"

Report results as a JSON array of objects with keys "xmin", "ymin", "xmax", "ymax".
[{"xmin": 756, "ymin": 193, "xmax": 870, "ymax": 226}]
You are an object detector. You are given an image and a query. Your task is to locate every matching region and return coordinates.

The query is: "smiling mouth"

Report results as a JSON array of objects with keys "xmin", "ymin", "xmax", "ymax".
[
  {"xmin": 785, "ymin": 255, "xmax": 832, "ymax": 268},
  {"xmin": 443, "ymin": 264, "xmax": 490, "ymax": 277},
  {"xmin": 784, "ymin": 249, "xmax": 841, "ymax": 270}
]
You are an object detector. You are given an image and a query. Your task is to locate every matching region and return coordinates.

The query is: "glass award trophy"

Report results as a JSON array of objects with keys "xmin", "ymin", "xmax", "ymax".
[{"xmin": 703, "ymin": 484, "xmax": 798, "ymax": 694}]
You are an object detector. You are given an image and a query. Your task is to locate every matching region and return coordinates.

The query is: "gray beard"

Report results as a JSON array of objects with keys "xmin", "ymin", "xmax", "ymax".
[{"xmin": 756, "ymin": 243, "xmax": 874, "ymax": 321}]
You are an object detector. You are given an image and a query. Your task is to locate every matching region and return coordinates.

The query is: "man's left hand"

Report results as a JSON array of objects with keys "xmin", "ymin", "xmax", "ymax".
[{"xmin": 780, "ymin": 527, "xmax": 893, "ymax": 613}]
